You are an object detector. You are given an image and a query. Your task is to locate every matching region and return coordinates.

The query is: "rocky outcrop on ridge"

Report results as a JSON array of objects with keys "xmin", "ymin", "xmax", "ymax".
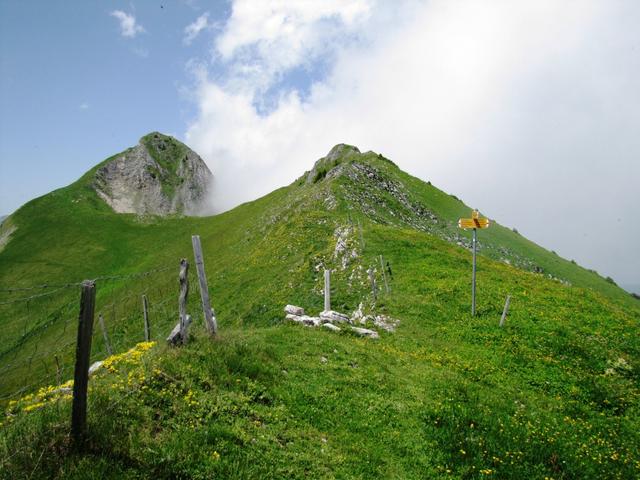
[{"xmin": 93, "ymin": 132, "xmax": 213, "ymax": 215}]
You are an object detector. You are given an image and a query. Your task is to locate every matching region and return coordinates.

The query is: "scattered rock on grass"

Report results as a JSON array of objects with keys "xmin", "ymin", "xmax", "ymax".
[
  {"xmin": 300, "ymin": 315, "xmax": 322, "ymax": 327},
  {"xmin": 374, "ymin": 315, "xmax": 400, "ymax": 332},
  {"xmin": 89, "ymin": 361, "xmax": 103, "ymax": 376},
  {"xmin": 283, "ymin": 303, "xmax": 394, "ymax": 339},
  {"xmin": 350, "ymin": 327, "xmax": 379, "ymax": 339},
  {"xmin": 322, "ymin": 323, "xmax": 341, "ymax": 332},
  {"xmin": 285, "ymin": 305, "xmax": 305, "ymax": 316},
  {"xmin": 320, "ymin": 310, "xmax": 350, "ymax": 324},
  {"xmin": 286, "ymin": 313, "xmax": 321, "ymax": 327}
]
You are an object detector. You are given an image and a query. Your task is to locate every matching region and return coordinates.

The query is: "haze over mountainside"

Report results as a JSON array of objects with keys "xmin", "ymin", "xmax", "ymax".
[{"xmin": 1, "ymin": 140, "xmax": 638, "ymax": 478}]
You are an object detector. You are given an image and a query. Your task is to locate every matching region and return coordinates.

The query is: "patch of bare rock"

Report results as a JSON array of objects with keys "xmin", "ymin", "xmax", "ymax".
[{"xmin": 283, "ymin": 303, "xmax": 399, "ymax": 339}]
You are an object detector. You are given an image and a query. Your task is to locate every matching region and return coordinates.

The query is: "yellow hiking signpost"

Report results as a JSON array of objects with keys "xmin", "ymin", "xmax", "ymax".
[{"xmin": 458, "ymin": 210, "xmax": 490, "ymax": 316}]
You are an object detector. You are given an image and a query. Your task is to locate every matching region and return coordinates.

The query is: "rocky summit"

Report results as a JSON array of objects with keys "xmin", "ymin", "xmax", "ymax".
[{"xmin": 93, "ymin": 132, "xmax": 213, "ymax": 215}]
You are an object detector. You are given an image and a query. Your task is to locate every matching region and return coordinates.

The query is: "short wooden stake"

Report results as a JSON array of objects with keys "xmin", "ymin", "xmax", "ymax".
[
  {"xmin": 98, "ymin": 313, "xmax": 112, "ymax": 356},
  {"xmin": 179, "ymin": 259, "xmax": 189, "ymax": 343},
  {"xmin": 142, "ymin": 295, "xmax": 150, "ymax": 341},
  {"xmin": 71, "ymin": 280, "xmax": 96, "ymax": 447},
  {"xmin": 324, "ymin": 269, "xmax": 331, "ymax": 311},
  {"xmin": 379, "ymin": 255, "xmax": 390, "ymax": 294},
  {"xmin": 192, "ymin": 235, "xmax": 217, "ymax": 335},
  {"xmin": 500, "ymin": 295, "xmax": 511, "ymax": 327}
]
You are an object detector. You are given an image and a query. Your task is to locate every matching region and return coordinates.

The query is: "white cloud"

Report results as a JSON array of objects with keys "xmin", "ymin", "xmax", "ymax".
[
  {"xmin": 110, "ymin": 10, "xmax": 145, "ymax": 38},
  {"xmin": 79, "ymin": 102, "xmax": 89, "ymax": 110},
  {"xmin": 184, "ymin": 12, "xmax": 211, "ymax": 45},
  {"xmin": 185, "ymin": 0, "xmax": 640, "ymax": 285},
  {"xmin": 213, "ymin": 0, "xmax": 371, "ymax": 92}
]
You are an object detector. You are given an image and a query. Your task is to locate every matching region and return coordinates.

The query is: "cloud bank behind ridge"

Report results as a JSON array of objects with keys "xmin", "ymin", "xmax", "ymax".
[{"xmin": 185, "ymin": 0, "xmax": 640, "ymax": 286}]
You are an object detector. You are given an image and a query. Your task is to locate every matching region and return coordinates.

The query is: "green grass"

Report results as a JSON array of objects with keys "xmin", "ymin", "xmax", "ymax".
[
  {"xmin": 0, "ymin": 142, "xmax": 638, "ymax": 478},
  {"xmin": 140, "ymin": 132, "xmax": 190, "ymax": 199}
]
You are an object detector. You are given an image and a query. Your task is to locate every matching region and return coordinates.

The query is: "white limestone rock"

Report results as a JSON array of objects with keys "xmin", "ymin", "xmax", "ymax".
[
  {"xmin": 374, "ymin": 315, "xmax": 400, "ymax": 333},
  {"xmin": 350, "ymin": 327, "xmax": 380, "ymax": 339},
  {"xmin": 320, "ymin": 310, "xmax": 350, "ymax": 324},
  {"xmin": 89, "ymin": 361, "xmax": 104, "ymax": 376},
  {"xmin": 285, "ymin": 305, "xmax": 305, "ymax": 316},
  {"xmin": 285, "ymin": 313, "xmax": 303, "ymax": 323},
  {"xmin": 300, "ymin": 315, "xmax": 322, "ymax": 327},
  {"xmin": 322, "ymin": 323, "xmax": 341, "ymax": 332}
]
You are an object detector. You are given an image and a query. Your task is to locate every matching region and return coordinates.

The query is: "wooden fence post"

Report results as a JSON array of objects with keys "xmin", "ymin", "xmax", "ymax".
[
  {"xmin": 142, "ymin": 295, "xmax": 150, "ymax": 341},
  {"xmin": 179, "ymin": 259, "xmax": 189, "ymax": 342},
  {"xmin": 167, "ymin": 260, "xmax": 192, "ymax": 346},
  {"xmin": 192, "ymin": 235, "xmax": 217, "ymax": 335},
  {"xmin": 71, "ymin": 280, "xmax": 96, "ymax": 447},
  {"xmin": 379, "ymin": 255, "xmax": 390, "ymax": 294},
  {"xmin": 324, "ymin": 269, "xmax": 331, "ymax": 311},
  {"xmin": 98, "ymin": 313, "xmax": 112, "ymax": 356},
  {"xmin": 500, "ymin": 295, "xmax": 511, "ymax": 327}
]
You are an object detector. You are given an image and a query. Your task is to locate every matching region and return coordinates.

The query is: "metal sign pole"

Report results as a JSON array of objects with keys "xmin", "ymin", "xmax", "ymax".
[
  {"xmin": 472, "ymin": 227, "xmax": 477, "ymax": 316},
  {"xmin": 458, "ymin": 209, "xmax": 489, "ymax": 317}
]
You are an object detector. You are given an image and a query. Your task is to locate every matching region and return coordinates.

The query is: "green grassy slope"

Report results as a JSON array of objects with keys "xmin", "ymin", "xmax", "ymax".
[{"xmin": 1, "ymin": 141, "xmax": 639, "ymax": 478}]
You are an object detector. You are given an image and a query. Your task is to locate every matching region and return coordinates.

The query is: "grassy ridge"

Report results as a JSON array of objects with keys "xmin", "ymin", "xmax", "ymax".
[
  {"xmin": 1, "ymin": 221, "xmax": 638, "ymax": 478},
  {"xmin": 1, "ymin": 142, "xmax": 639, "ymax": 478}
]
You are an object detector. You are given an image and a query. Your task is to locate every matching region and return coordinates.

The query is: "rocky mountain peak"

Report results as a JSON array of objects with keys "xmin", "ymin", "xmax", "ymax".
[
  {"xmin": 306, "ymin": 143, "xmax": 361, "ymax": 184},
  {"xmin": 93, "ymin": 132, "xmax": 213, "ymax": 216}
]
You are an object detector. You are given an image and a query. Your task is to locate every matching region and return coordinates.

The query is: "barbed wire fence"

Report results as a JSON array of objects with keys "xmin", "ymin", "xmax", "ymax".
[{"xmin": 0, "ymin": 235, "xmax": 216, "ymax": 447}]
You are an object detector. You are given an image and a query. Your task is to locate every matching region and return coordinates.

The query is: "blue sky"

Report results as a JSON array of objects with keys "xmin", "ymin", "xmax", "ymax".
[
  {"xmin": 0, "ymin": 1, "xmax": 229, "ymax": 211},
  {"xmin": 1, "ymin": 0, "xmax": 639, "ymax": 290}
]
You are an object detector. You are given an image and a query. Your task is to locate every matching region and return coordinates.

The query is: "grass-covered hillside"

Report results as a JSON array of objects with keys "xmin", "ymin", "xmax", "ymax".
[{"xmin": 1, "ymin": 140, "xmax": 638, "ymax": 479}]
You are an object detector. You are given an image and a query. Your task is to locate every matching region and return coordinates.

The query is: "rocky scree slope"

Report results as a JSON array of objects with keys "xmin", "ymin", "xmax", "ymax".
[{"xmin": 93, "ymin": 132, "xmax": 213, "ymax": 215}]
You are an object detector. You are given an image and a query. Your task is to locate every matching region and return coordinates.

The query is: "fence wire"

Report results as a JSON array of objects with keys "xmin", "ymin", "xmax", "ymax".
[{"xmin": 0, "ymin": 261, "xmax": 196, "ymax": 406}]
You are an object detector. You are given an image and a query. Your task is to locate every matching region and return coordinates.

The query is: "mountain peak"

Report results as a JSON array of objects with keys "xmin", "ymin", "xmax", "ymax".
[
  {"xmin": 325, "ymin": 143, "xmax": 361, "ymax": 161},
  {"xmin": 306, "ymin": 143, "xmax": 362, "ymax": 184},
  {"xmin": 93, "ymin": 132, "xmax": 213, "ymax": 216}
]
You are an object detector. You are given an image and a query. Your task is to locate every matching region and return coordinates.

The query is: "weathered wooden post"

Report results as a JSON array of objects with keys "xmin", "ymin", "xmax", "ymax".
[
  {"xmin": 368, "ymin": 268, "xmax": 377, "ymax": 300},
  {"xmin": 324, "ymin": 269, "xmax": 331, "ymax": 311},
  {"xmin": 179, "ymin": 259, "xmax": 189, "ymax": 341},
  {"xmin": 499, "ymin": 295, "xmax": 511, "ymax": 327},
  {"xmin": 142, "ymin": 294, "xmax": 150, "ymax": 341},
  {"xmin": 71, "ymin": 280, "xmax": 96, "ymax": 447},
  {"xmin": 98, "ymin": 313, "xmax": 112, "ymax": 356},
  {"xmin": 192, "ymin": 235, "xmax": 217, "ymax": 335},
  {"xmin": 379, "ymin": 255, "xmax": 390, "ymax": 294},
  {"xmin": 168, "ymin": 259, "xmax": 191, "ymax": 345}
]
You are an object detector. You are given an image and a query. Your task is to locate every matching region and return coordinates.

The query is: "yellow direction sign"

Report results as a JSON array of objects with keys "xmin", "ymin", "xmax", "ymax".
[
  {"xmin": 458, "ymin": 210, "xmax": 490, "ymax": 230},
  {"xmin": 457, "ymin": 209, "xmax": 490, "ymax": 316}
]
